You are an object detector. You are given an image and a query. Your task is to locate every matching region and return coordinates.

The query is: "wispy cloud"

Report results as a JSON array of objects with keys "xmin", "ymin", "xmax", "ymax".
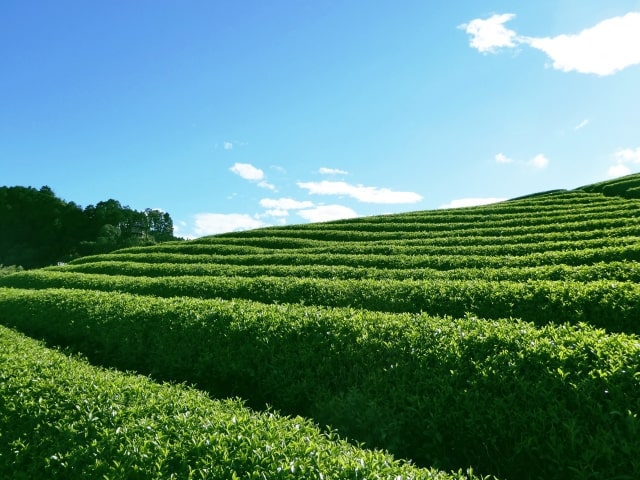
[
  {"xmin": 297, "ymin": 204, "xmax": 358, "ymax": 222},
  {"xmin": 257, "ymin": 181, "xmax": 277, "ymax": 191},
  {"xmin": 439, "ymin": 197, "xmax": 506, "ymax": 209},
  {"xmin": 223, "ymin": 141, "xmax": 234, "ymax": 150},
  {"xmin": 260, "ymin": 198, "xmax": 314, "ymax": 210},
  {"xmin": 495, "ymin": 153, "xmax": 514, "ymax": 164},
  {"xmin": 574, "ymin": 119, "xmax": 589, "ymax": 131},
  {"xmin": 297, "ymin": 180, "xmax": 423, "ymax": 204},
  {"xmin": 259, "ymin": 198, "xmax": 316, "ymax": 219},
  {"xmin": 193, "ymin": 213, "xmax": 266, "ymax": 236},
  {"xmin": 230, "ymin": 163, "xmax": 276, "ymax": 190},
  {"xmin": 318, "ymin": 167, "xmax": 349, "ymax": 175},
  {"xmin": 608, "ymin": 147, "xmax": 640, "ymax": 177},
  {"xmin": 462, "ymin": 11, "xmax": 640, "ymax": 75},
  {"xmin": 495, "ymin": 153, "xmax": 549, "ymax": 169}
]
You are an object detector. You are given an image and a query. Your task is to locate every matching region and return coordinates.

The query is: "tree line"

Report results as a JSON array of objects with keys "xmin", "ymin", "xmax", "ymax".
[{"xmin": 0, "ymin": 186, "xmax": 182, "ymax": 269}]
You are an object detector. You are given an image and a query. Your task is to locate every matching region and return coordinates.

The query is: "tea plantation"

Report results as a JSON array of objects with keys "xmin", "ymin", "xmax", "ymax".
[{"xmin": 1, "ymin": 173, "xmax": 640, "ymax": 479}]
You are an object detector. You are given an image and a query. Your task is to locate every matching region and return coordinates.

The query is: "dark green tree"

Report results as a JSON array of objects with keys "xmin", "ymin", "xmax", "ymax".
[{"xmin": 0, "ymin": 186, "xmax": 180, "ymax": 268}]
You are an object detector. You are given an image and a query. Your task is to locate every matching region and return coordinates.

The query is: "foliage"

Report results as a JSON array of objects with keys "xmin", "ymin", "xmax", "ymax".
[
  {"xmin": 0, "ymin": 265, "xmax": 23, "ymax": 277},
  {"xmin": 3, "ymin": 270, "xmax": 640, "ymax": 333},
  {"xmin": 3, "ymin": 175, "xmax": 640, "ymax": 479},
  {"xmin": 0, "ymin": 185, "xmax": 181, "ymax": 268},
  {"xmin": 579, "ymin": 172, "xmax": 640, "ymax": 199},
  {"xmin": 0, "ymin": 288, "xmax": 639, "ymax": 479},
  {"xmin": 0, "ymin": 324, "xmax": 475, "ymax": 480}
]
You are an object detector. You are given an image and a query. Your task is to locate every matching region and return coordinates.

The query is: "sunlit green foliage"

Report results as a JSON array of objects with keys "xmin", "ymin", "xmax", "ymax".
[
  {"xmin": 0, "ymin": 324, "xmax": 472, "ymax": 479},
  {"xmin": 2, "ymin": 174, "xmax": 640, "ymax": 479}
]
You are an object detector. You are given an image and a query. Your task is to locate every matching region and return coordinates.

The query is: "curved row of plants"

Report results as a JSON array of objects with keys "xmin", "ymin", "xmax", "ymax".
[
  {"xmin": 3, "ymin": 177, "xmax": 640, "ymax": 479},
  {"xmin": 227, "ymin": 216, "xmax": 638, "ymax": 241},
  {"xmin": 3, "ymin": 270, "xmax": 640, "ymax": 333},
  {"xmin": 0, "ymin": 287, "xmax": 638, "ymax": 480},
  {"xmin": 51, "ymin": 259, "xmax": 640, "ymax": 283},
  {"xmin": 114, "ymin": 234, "xmax": 639, "ymax": 257},
  {"xmin": 288, "ymin": 195, "xmax": 639, "ymax": 224},
  {"xmin": 64, "ymin": 242, "xmax": 640, "ymax": 270},
  {"xmin": 0, "ymin": 324, "xmax": 471, "ymax": 480},
  {"xmin": 177, "ymin": 224, "xmax": 639, "ymax": 250}
]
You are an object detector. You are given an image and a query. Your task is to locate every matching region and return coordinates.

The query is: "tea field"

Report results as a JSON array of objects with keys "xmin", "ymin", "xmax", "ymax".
[{"xmin": 1, "ymin": 173, "xmax": 640, "ymax": 479}]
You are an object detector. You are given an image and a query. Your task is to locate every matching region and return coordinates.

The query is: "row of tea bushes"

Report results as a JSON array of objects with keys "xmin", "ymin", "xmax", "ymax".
[
  {"xmin": 64, "ymin": 242, "xmax": 640, "ymax": 270},
  {"xmin": 115, "ymin": 230, "xmax": 640, "ymax": 255},
  {"xmin": 0, "ymin": 324, "xmax": 472, "ymax": 480},
  {"xmin": 4, "ymin": 270, "xmax": 639, "ymax": 333},
  {"xmin": 52, "ymin": 259, "xmax": 640, "ymax": 283},
  {"xmin": 1, "ymin": 287, "xmax": 638, "ymax": 479}
]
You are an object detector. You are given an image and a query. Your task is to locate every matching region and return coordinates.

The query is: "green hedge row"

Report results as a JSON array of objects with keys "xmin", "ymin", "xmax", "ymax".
[
  {"xmin": 180, "ymin": 224, "xmax": 640, "ymax": 248},
  {"xmin": 4, "ymin": 271, "xmax": 639, "ymax": 333},
  {"xmin": 266, "ymin": 199, "xmax": 639, "ymax": 228},
  {"xmin": 114, "ymin": 235, "xmax": 639, "ymax": 258},
  {"xmin": 0, "ymin": 324, "xmax": 473, "ymax": 480},
  {"xmin": 225, "ymin": 216, "xmax": 637, "ymax": 241},
  {"xmin": 67, "ymin": 242, "xmax": 640, "ymax": 270},
  {"xmin": 51, "ymin": 259, "xmax": 640, "ymax": 283},
  {"xmin": 1, "ymin": 287, "xmax": 638, "ymax": 479}
]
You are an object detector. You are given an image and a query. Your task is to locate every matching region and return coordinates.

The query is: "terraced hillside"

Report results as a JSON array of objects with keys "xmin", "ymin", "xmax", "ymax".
[{"xmin": 2, "ymin": 173, "xmax": 640, "ymax": 479}]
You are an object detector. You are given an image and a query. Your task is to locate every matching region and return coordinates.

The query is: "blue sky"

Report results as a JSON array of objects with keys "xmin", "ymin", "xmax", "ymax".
[{"xmin": 2, "ymin": 1, "xmax": 639, "ymax": 238}]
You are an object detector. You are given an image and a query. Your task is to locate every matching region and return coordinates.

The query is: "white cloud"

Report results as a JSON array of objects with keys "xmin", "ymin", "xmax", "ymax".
[
  {"xmin": 257, "ymin": 181, "xmax": 277, "ymax": 191},
  {"xmin": 608, "ymin": 147, "xmax": 640, "ymax": 177},
  {"xmin": 495, "ymin": 153, "xmax": 514, "ymax": 164},
  {"xmin": 462, "ymin": 11, "xmax": 640, "ymax": 75},
  {"xmin": 439, "ymin": 197, "xmax": 506, "ymax": 209},
  {"xmin": 264, "ymin": 209, "xmax": 289, "ymax": 218},
  {"xmin": 614, "ymin": 147, "xmax": 640, "ymax": 164},
  {"xmin": 224, "ymin": 142, "xmax": 234, "ymax": 150},
  {"xmin": 319, "ymin": 167, "xmax": 349, "ymax": 175},
  {"xmin": 529, "ymin": 154, "xmax": 549, "ymax": 169},
  {"xmin": 574, "ymin": 119, "xmax": 589, "ymax": 131},
  {"xmin": 173, "ymin": 220, "xmax": 196, "ymax": 239},
  {"xmin": 524, "ymin": 12, "xmax": 640, "ymax": 76},
  {"xmin": 297, "ymin": 205, "xmax": 358, "ymax": 222},
  {"xmin": 297, "ymin": 180, "xmax": 423, "ymax": 204},
  {"xmin": 496, "ymin": 152, "xmax": 549, "ymax": 169},
  {"xmin": 608, "ymin": 164, "xmax": 632, "ymax": 178},
  {"xmin": 260, "ymin": 198, "xmax": 314, "ymax": 210},
  {"xmin": 230, "ymin": 163, "xmax": 264, "ymax": 181},
  {"xmin": 193, "ymin": 213, "xmax": 266, "ymax": 236},
  {"xmin": 459, "ymin": 13, "xmax": 518, "ymax": 53},
  {"xmin": 259, "ymin": 198, "xmax": 316, "ymax": 219},
  {"xmin": 230, "ymin": 163, "xmax": 276, "ymax": 190}
]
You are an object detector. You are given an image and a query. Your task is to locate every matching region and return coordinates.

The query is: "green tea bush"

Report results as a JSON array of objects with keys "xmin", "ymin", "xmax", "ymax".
[
  {"xmin": 4, "ymin": 271, "xmax": 639, "ymax": 333},
  {"xmin": 0, "ymin": 325, "xmax": 474, "ymax": 480},
  {"xmin": 0, "ymin": 264, "xmax": 23, "ymax": 276},
  {"xmin": 1, "ymin": 288, "xmax": 638, "ymax": 479},
  {"xmin": 53, "ymin": 259, "xmax": 640, "ymax": 283}
]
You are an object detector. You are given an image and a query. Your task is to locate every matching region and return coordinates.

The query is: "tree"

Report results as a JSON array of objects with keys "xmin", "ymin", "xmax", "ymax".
[
  {"xmin": 145, "ymin": 208, "xmax": 175, "ymax": 242},
  {"xmin": 0, "ymin": 186, "xmax": 181, "ymax": 268}
]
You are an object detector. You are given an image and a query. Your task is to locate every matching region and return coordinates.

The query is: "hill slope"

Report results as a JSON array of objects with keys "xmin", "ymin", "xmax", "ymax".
[{"xmin": 1, "ymin": 173, "xmax": 640, "ymax": 479}]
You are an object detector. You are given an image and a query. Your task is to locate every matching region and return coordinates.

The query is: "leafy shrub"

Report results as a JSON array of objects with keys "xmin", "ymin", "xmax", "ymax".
[
  {"xmin": 0, "ymin": 324, "xmax": 473, "ymax": 480},
  {"xmin": 3, "ymin": 271, "xmax": 640, "ymax": 333},
  {"xmin": 1, "ymin": 288, "xmax": 638, "ymax": 479}
]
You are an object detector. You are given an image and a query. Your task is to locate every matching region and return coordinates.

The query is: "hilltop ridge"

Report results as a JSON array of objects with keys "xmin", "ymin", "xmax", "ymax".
[{"xmin": 576, "ymin": 172, "xmax": 640, "ymax": 199}]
